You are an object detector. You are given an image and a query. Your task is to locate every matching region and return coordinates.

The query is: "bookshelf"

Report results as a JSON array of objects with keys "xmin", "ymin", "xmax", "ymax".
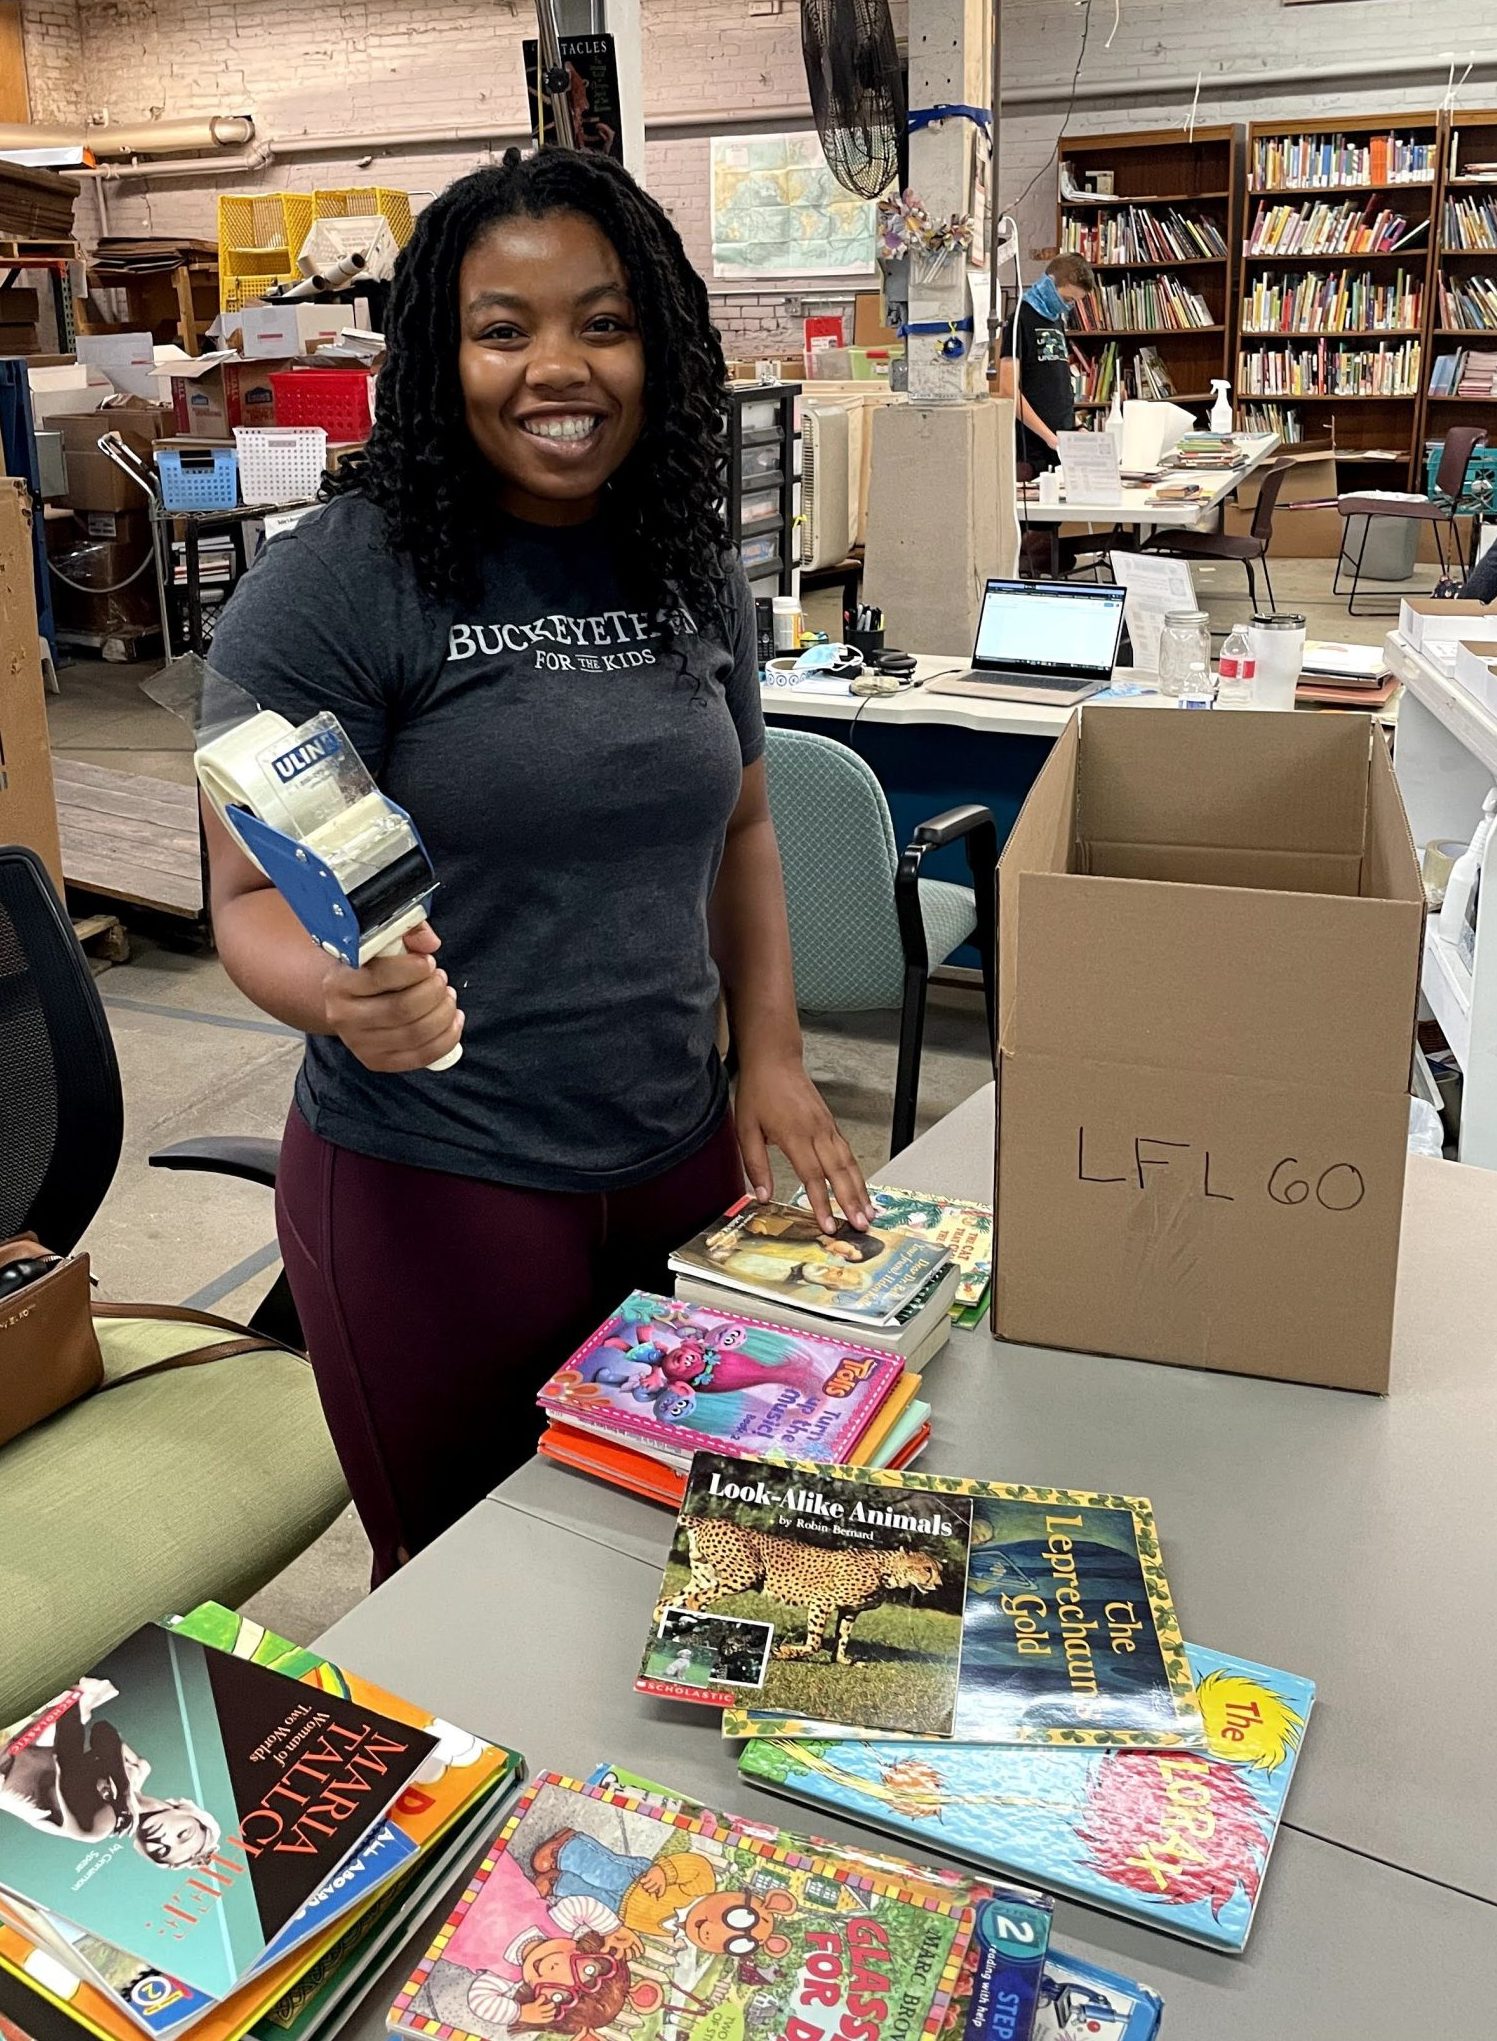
[
  {"xmin": 1057, "ymin": 126, "xmax": 1239, "ymax": 418},
  {"xmin": 1239, "ymin": 113, "xmax": 1441, "ymax": 480},
  {"xmin": 1423, "ymin": 110, "xmax": 1497, "ymax": 492}
]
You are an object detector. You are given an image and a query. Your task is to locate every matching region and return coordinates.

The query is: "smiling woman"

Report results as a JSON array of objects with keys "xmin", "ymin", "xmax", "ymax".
[{"xmin": 198, "ymin": 148, "xmax": 872, "ymax": 1586}]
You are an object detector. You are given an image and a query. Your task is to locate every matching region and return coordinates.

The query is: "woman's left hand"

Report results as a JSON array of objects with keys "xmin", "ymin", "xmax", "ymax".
[{"xmin": 735, "ymin": 1056, "xmax": 874, "ymax": 1234}]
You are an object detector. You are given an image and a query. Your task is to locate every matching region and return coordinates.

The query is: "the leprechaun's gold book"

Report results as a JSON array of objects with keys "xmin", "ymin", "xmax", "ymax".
[{"xmin": 709, "ymin": 1462, "xmax": 1204, "ymax": 1750}]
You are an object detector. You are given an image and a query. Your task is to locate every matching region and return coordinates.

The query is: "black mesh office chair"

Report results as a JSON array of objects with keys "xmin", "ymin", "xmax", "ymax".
[{"xmin": 0, "ymin": 843, "xmax": 301, "ymax": 1344}]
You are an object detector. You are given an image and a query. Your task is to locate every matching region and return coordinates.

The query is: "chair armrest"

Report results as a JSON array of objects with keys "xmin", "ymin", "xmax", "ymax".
[
  {"xmin": 911, "ymin": 804, "xmax": 996, "ymax": 852},
  {"xmin": 895, "ymin": 806, "xmax": 1000, "ymax": 975},
  {"xmin": 148, "ymin": 1136, "xmax": 281, "ymax": 1188}
]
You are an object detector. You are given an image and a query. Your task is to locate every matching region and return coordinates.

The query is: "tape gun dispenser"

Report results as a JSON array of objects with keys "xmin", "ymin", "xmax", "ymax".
[{"xmin": 145, "ymin": 654, "xmax": 459, "ymax": 1071}]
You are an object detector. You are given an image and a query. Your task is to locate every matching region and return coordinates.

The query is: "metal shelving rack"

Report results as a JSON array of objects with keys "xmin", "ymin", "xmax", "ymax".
[{"xmin": 725, "ymin": 382, "xmax": 797, "ymax": 601}]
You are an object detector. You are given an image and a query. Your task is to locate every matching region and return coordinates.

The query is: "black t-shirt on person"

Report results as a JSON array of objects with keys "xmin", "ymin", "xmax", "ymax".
[
  {"xmin": 208, "ymin": 493, "xmax": 765, "ymax": 1194},
  {"xmin": 1000, "ymin": 299, "xmax": 1076, "ymax": 471}
]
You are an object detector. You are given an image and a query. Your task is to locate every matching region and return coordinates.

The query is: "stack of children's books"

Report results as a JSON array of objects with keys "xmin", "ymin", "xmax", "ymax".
[
  {"xmin": 636, "ymin": 1453, "xmax": 1312, "ymax": 1965},
  {"xmin": 535, "ymin": 1189, "xmax": 993, "ymax": 1507},
  {"xmin": 384, "ymin": 1763, "xmax": 1166, "ymax": 2041},
  {"xmin": 0, "ymin": 1606, "xmax": 524, "ymax": 2041}
]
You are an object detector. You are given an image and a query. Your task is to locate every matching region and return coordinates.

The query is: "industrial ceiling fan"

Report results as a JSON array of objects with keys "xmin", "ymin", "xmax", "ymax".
[{"xmin": 800, "ymin": 0, "xmax": 906, "ymax": 199}]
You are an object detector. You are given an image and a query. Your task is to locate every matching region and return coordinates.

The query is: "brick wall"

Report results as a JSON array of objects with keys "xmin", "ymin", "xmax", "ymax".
[
  {"xmin": 20, "ymin": 0, "xmax": 83, "ymax": 122},
  {"xmin": 26, "ymin": 0, "xmax": 1497, "ymax": 352}
]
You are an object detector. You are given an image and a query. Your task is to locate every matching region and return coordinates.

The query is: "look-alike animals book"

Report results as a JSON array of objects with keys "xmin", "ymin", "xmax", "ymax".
[
  {"xmin": 741, "ymin": 1644, "xmax": 1313, "ymax": 1953},
  {"xmin": 388, "ymin": 1772, "xmax": 976, "ymax": 2041},
  {"xmin": 637, "ymin": 1455, "xmax": 975, "ymax": 1735},
  {"xmin": 723, "ymin": 1471, "xmax": 1203, "ymax": 1751},
  {"xmin": 0, "ymin": 1627, "xmax": 435, "ymax": 2000},
  {"xmin": 538, "ymin": 1291, "xmax": 906, "ymax": 1465}
]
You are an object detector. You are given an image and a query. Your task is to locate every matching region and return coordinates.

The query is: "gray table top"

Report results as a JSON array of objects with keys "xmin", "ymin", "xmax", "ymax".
[
  {"xmin": 497, "ymin": 1084, "xmax": 1497, "ymax": 1905},
  {"xmin": 318, "ymin": 1501, "xmax": 1497, "ymax": 2041}
]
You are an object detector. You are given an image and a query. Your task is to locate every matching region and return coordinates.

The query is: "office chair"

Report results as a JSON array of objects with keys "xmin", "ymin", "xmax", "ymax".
[
  {"xmin": 1143, "ymin": 457, "xmax": 1293, "ymax": 613},
  {"xmin": 1335, "ymin": 426, "xmax": 1486, "ymax": 617},
  {"xmin": 0, "ymin": 844, "xmax": 346, "ymax": 1720},
  {"xmin": 765, "ymin": 730, "xmax": 997, "ymax": 1155}
]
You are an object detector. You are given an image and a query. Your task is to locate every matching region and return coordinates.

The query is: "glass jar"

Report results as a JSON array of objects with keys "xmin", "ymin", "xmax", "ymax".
[{"xmin": 1157, "ymin": 610, "xmax": 1213, "ymax": 701}]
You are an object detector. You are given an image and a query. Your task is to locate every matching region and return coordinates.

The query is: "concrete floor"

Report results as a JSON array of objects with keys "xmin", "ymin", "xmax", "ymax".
[{"xmin": 50, "ymin": 552, "xmax": 1390, "ymax": 1650}]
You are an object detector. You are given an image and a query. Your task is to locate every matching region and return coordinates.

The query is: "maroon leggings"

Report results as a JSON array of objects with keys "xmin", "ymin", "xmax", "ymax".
[{"xmin": 275, "ymin": 1106, "xmax": 745, "ymax": 1583}]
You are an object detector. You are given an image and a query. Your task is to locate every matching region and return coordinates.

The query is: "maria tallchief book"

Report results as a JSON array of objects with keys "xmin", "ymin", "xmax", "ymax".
[
  {"xmin": 638, "ymin": 1454, "xmax": 976, "ymax": 1736},
  {"xmin": 538, "ymin": 1290, "xmax": 906, "ymax": 1468},
  {"xmin": 741, "ymin": 1643, "xmax": 1312, "ymax": 1953},
  {"xmin": 712, "ymin": 1466, "xmax": 1203, "ymax": 1750},
  {"xmin": 388, "ymin": 1773, "xmax": 976, "ymax": 2041},
  {"xmin": 0, "ymin": 1626, "xmax": 436, "ymax": 2000}
]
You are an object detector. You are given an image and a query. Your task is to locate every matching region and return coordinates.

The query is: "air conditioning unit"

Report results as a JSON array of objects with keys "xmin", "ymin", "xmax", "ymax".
[{"xmin": 800, "ymin": 399, "xmax": 855, "ymax": 571}]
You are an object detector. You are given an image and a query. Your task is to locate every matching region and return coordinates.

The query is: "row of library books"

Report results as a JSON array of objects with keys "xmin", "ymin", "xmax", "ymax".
[
  {"xmin": 1249, "ymin": 130, "xmax": 1436, "ymax": 191},
  {"xmin": 1437, "ymin": 273, "xmax": 1497, "ymax": 331},
  {"xmin": 1071, "ymin": 274, "xmax": 1215, "ymax": 333},
  {"xmin": 1429, "ymin": 344, "xmax": 1497, "ymax": 396},
  {"xmin": 1237, "ymin": 336, "xmax": 1422, "ymax": 397},
  {"xmin": 1444, "ymin": 193, "xmax": 1497, "ymax": 251},
  {"xmin": 1067, "ymin": 340, "xmax": 1177, "ymax": 406},
  {"xmin": 1243, "ymin": 195, "xmax": 1425, "ymax": 257},
  {"xmin": 1239, "ymin": 401, "xmax": 1306, "ymax": 443},
  {"xmin": 637, "ymin": 1452, "xmax": 1313, "ymax": 1957},
  {"xmin": 0, "ymin": 1604, "xmax": 526, "ymax": 2041},
  {"xmin": 0, "ymin": 1621, "xmax": 1168, "ymax": 2041},
  {"xmin": 1060, "ymin": 203, "xmax": 1227, "ymax": 264},
  {"xmin": 535, "ymin": 1188, "xmax": 993, "ymax": 1506},
  {"xmin": 1239, "ymin": 266, "xmax": 1423, "ymax": 334}
]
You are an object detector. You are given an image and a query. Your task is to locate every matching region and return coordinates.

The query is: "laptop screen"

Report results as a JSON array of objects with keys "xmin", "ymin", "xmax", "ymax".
[{"xmin": 972, "ymin": 579, "xmax": 1125, "ymax": 678}]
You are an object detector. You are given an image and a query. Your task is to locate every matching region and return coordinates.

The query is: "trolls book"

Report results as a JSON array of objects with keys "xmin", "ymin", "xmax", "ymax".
[
  {"xmin": 0, "ymin": 1626, "xmax": 435, "ymax": 2000},
  {"xmin": 389, "ymin": 1772, "xmax": 976, "ymax": 2041},
  {"xmin": 638, "ymin": 1456, "xmax": 975, "ymax": 1735},
  {"xmin": 740, "ymin": 1644, "xmax": 1314, "ymax": 1953},
  {"xmin": 669, "ymin": 1197, "xmax": 954, "ymax": 1326},
  {"xmin": 722, "ymin": 1471, "xmax": 1202, "ymax": 1750},
  {"xmin": 538, "ymin": 1291, "xmax": 905, "ymax": 1465}
]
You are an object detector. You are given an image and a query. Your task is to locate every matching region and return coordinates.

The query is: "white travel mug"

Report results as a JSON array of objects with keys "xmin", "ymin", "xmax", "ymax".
[
  {"xmin": 1037, "ymin": 471, "xmax": 1061, "ymax": 506},
  {"xmin": 1247, "ymin": 612, "xmax": 1307, "ymax": 711}
]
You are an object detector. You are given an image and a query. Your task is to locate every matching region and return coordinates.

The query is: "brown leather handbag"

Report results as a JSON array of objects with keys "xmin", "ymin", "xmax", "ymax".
[{"xmin": 0, "ymin": 1238, "xmax": 104, "ymax": 1448}]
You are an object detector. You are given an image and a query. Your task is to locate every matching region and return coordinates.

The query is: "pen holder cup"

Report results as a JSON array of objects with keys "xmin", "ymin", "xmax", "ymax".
[{"xmin": 846, "ymin": 628, "xmax": 885, "ymax": 660}]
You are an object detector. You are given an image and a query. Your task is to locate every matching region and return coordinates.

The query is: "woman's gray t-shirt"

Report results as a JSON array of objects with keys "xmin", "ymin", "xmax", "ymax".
[{"xmin": 208, "ymin": 493, "xmax": 764, "ymax": 1191}]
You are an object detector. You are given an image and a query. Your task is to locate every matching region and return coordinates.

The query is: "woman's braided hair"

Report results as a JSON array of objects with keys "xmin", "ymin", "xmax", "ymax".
[{"xmin": 332, "ymin": 147, "xmax": 731, "ymax": 640}]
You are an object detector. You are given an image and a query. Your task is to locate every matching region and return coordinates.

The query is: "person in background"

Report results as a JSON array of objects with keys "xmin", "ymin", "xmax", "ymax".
[
  {"xmin": 204, "ymin": 148, "xmax": 872, "ymax": 1584},
  {"xmin": 997, "ymin": 252, "xmax": 1097, "ymax": 472}
]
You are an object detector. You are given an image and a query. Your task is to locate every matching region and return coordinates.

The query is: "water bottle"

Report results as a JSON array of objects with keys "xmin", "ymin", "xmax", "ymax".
[{"xmin": 1217, "ymin": 623, "xmax": 1257, "ymax": 706}]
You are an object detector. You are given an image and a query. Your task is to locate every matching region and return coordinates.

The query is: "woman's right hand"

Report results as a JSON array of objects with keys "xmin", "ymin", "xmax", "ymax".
[{"xmin": 321, "ymin": 922, "xmax": 465, "ymax": 1073}]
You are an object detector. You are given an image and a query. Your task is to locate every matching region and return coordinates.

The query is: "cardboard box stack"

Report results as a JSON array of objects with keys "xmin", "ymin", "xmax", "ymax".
[
  {"xmin": 46, "ymin": 399, "xmax": 171, "ymax": 640},
  {"xmin": 0, "ymin": 286, "xmax": 40, "ymax": 357},
  {"xmin": 994, "ymin": 706, "xmax": 1424, "ymax": 1394}
]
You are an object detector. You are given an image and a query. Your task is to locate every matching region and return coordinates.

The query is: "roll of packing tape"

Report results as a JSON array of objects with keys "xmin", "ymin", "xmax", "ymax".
[
  {"xmin": 195, "ymin": 710, "xmax": 301, "ymax": 856},
  {"xmin": 1423, "ymin": 838, "xmax": 1469, "ymax": 909},
  {"xmin": 764, "ymin": 657, "xmax": 802, "ymax": 683}
]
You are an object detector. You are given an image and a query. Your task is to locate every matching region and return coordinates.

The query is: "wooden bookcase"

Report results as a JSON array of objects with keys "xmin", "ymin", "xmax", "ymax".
[
  {"xmin": 1237, "ymin": 112, "xmax": 1441, "ymax": 482},
  {"xmin": 1421, "ymin": 108, "xmax": 1497, "ymax": 497},
  {"xmin": 1056, "ymin": 126, "xmax": 1239, "ymax": 423}
]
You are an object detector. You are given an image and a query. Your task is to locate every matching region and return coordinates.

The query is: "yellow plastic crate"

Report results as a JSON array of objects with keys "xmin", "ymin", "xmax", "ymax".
[
  {"xmin": 218, "ymin": 192, "xmax": 315, "ymax": 313},
  {"xmin": 313, "ymin": 186, "xmax": 413, "ymax": 247}
]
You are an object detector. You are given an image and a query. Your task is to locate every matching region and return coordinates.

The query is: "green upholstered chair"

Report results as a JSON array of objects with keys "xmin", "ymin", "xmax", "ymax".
[
  {"xmin": 0, "ymin": 845, "xmax": 348, "ymax": 1723},
  {"xmin": 764, "ymin": 729, "xmax": 997, "ymax": 1153}
]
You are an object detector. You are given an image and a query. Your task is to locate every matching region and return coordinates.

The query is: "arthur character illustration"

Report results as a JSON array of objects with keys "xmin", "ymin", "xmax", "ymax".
[
  {"xmin": 466, "ymin": 1906, "xmax": 661, "ymax": 2034},
  {"xmin": 527, "ymin": 1829, "xmax": 798, "ymax": 1966}
]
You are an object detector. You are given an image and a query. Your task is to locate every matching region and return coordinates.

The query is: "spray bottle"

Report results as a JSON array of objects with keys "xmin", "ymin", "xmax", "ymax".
[
  {"xmin": 1105, "ymin": 386, "xmax": 1125, "ymax": 460},
  {"xmin": 1208, "ymin": 379, "xmax": 1234, "ymax": 433},
  {"xmin": 1440, "ymin": 786, "xmax": 1497, "ymax": 975}
]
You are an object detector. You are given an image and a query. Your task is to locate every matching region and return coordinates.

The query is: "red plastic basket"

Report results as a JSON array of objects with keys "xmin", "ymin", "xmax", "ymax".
[{"xmin": 268, "ymin": 368, "xmax": 374, "ymax": 442}]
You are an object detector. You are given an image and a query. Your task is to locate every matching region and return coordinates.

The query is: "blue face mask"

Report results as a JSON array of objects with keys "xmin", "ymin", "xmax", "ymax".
[{"xmin": 1024, "ymin": 275, "xmax": 1067, "ymax": 322}]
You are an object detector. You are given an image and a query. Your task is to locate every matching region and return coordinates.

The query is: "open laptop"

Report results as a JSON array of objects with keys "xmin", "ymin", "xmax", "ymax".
[{"xmin": 928, "ymin": 578, "xmax": 1127, "ymax": 705}]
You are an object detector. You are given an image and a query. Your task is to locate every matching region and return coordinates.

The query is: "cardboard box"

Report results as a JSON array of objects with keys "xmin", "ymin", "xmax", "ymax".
[
  {"xmin": 1398, "ymin": 597, "xmax": 1497, "ymax": 650},
  {"xmin": 0, "ymin": 288, "xmax": 39, "ymax": 325},
  {"xmin": 231, "ymin": 298, "xmax": 372, "ymax": 359},
  {"xmin": 853, "ymin": 290, "xmax": 901, "ymax": 349},
  {"xmin": 1453, "ymin": 638, "xmax": 1497, "ymax": 708},
  {"xmin": 154, "ymin": 351, "xmax": 286, "ymax": 438},
  {"xmin": 57, "ymin": 404, "xmax": 169, "ymax": 513},
  {"xmin": 27, "ymin": 361, "xmax": 113, "ymax": 420},
  {"xmin": 0, "ymin": 477, "xmax": 63, "ymax": 891},
  {"xmin": 994, "ymin": 707, "xmax": 1424, "ymax": 1393},
  {"xmin": 46, "ymin": 508, "xmax": 158, "ymax": 639}
]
